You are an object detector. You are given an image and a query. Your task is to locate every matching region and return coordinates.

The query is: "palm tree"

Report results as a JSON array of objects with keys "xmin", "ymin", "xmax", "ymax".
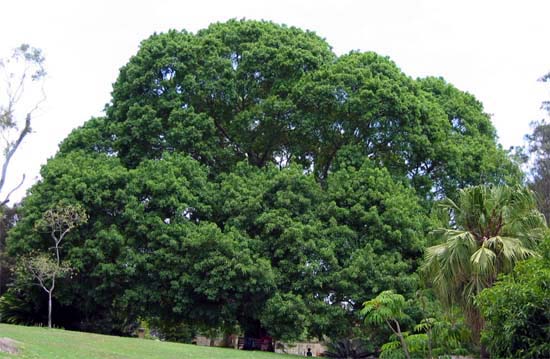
[{"xmin": 422, "ymin": 185, "xmax": 547, "ymax": 355}]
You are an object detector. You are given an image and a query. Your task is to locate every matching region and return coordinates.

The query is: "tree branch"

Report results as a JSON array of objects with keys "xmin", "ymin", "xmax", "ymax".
[
  {"xmin": 0, "ymin": 44, "xmax": 46, "ymax": 204},
  {"xmin": 385, "ymin": 318, "xmax": 399, "ymax": 336},
  {"xmin": 0, "ymin": 173, "xmax": 25, "ymax": 206},
  {"xmin": 0, "ymin": 113, "xmax": 31, "ymax": 200}
]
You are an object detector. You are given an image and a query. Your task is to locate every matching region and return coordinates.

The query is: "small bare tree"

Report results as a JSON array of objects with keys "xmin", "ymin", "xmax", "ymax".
[
  {"xmin": 38, "ymin": 204, "xmax": 88, "ymax": 266},
  {"xmin": 18, "ymin": 252, "xmax": 72, "ymax": 328},
  {"xmin": 21, "ymin": 204, "xmax": 87, "ymax": 328},
  {"xmin": 0, "ymin": 44, "xmax": 46, "ymax": 206}
]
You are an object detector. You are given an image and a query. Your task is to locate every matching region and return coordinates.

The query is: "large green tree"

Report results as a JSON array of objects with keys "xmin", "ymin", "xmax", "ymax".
[
  {"xmin": 0, "ymin": 205, "xmax": 18, "ymax": 296},
  {"xmin": 58, "ymin": 20, "xmax": 518, "ymax": 198},
  {"xmin": 7, "ymin": 152, "xmax": 276, "ymax": 333},
  {"xmin": 422, "ymin": 185, "xmax": 546, "ymax": 356},
  {"xmin": 4, "ymin": 20, "xmax": 520, "ymax": 340}
]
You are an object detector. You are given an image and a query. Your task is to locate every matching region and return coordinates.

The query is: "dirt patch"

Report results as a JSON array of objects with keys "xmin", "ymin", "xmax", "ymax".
[{"xmin": 0, "ymin": 337, "xmax": 20, "ymax": 355}]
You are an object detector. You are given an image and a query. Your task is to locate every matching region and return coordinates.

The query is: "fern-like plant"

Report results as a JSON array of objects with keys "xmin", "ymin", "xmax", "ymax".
[{"xmin": 361, "ymin": 291, "xmax": 410, "ymax": 359}]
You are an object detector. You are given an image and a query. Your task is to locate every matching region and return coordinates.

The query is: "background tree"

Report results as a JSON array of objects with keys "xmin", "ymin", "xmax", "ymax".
[
  {"xmin": 422, "ymin": 185, "xmax": 546, "ymax": 356},
  {"xmin": 518, "ymin": 72, "xmax": 550, "ymax": 222},
  {"xmin": 540, "ymin": 72, "xmax": 550, "ymax": 114},
  {"xmin": 523, "ymin": 73, "xmax": 550, "ymax": 222},
  {"xmin": 0, "ymin": 44, "xmax": 46, "ymax": 206},
  {"xmin": 525, "ymin": 119, "xmax": 550, "ymax": 221},
  {"xmin": 0, "ymin": 44, "xmax": 45, "ymax": 306}
]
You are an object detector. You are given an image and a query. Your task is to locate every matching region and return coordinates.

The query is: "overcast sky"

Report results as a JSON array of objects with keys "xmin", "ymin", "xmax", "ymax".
[{"xmin": 1, "ymin": 0, "xmax": 549, "ymax": 202}]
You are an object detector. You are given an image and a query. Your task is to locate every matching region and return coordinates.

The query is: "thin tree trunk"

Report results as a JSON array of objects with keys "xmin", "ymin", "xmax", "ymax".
[
  {"xmin": 397, "ymin": 332, "xmax": 411, "ymax": 359},
  {"xmin": 48, "ymin": 290, "xmax": 52, "ymax": 328},
  {"xmin": 0, "ymin": 211, "xmax": 5, "ymax": 297},
  {"xmin": 388, "ymin": 319, "xmax": 411, "ymax": 359},
  {"xmin": 47, "ymin": 275, "xmax": 55, "ymax": 329},
  {"xmin": 0, "ymin": 252, "xmax": 3, "ymax": 296}
]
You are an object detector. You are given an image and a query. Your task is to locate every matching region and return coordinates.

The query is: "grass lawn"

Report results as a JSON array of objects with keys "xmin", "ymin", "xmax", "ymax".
[{"xmin": 0, "ymin": 324, "xmax": 296, "ymax": 359}]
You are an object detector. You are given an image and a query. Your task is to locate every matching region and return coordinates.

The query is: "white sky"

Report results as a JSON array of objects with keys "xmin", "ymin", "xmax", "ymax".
[{"xmin": 1, "ymin": 0, "xmax": 549, "ymax": 202}]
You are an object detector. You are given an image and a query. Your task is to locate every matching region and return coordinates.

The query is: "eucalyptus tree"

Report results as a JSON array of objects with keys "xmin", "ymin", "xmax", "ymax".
[
  {"xmin": 0, "ymin": 44, "xmax": 46, "ymax": 206},
  {"xmin": 0, "ymin": 45, "xmax": 46, "ymax": 297},
  {"xmin": 525, "ymin": 119, "xmax": 550, "ymax": 220}
]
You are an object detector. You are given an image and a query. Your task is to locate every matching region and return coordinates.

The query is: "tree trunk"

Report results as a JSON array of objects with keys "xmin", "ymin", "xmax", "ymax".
[
  {"xmin": 466, "ymin": 307, "xmax": 488, "ymax": 358},
  {"xmin": 397, "ymin": 333, "xmax": 411, "ymax": 359},
  {"xmin": 392, "ymin": 319, "xmax": 411, "ymax": 359},
  {"xmin": 0, "ymin": 214, "xmax": 5, "ymax": 298},
  {"xmin": 48, "ymin": 290, "xmax": 52, "ymax": 328},
  {"xmin": 0, "ymin": 254, "xmax": 3, "ymax": 296}
]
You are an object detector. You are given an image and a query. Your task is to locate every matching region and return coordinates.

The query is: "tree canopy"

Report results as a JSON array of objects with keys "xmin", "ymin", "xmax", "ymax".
[
  {"xmin": 58, "ymin": 20, "xmax": 517, "ymax": 198},
  {"xmin": 5, "ymin": 20, "xmax": 520, "ymax": 340}
]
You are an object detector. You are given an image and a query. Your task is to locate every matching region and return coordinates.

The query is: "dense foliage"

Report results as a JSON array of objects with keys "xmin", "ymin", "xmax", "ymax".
[
  {"xmin": 478, "ymin": 236, "xmax": 550, "ymax": 359},
  {"xmin": 0, "ymin": 205, "xmax": 18, "ymax": 296},
  {"xmin": 3, "ymin": 20, "xmax": 519, "ymax": 340}
]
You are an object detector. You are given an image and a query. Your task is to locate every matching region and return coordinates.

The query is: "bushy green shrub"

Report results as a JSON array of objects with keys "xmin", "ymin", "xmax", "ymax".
[{"xmin": 478, "ymin": 237, "xmax": 550, "ymax": 358}]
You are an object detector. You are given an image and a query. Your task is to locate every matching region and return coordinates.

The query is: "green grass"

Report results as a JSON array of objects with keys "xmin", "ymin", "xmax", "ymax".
[{"xmin": 0, "ymin": 324, "xmax": 294, "ymax": 359}]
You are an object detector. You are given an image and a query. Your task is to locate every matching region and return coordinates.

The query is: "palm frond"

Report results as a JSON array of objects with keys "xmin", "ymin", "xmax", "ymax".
[{"xmin": 470, "ymin": 246, "xmax": 496, "ymax": 276}]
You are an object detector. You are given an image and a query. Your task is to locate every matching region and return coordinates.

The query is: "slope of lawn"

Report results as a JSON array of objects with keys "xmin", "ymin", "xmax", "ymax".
[{"xmin": 0, "ymin": 324, "xmax": 295, "ymax": 359}]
